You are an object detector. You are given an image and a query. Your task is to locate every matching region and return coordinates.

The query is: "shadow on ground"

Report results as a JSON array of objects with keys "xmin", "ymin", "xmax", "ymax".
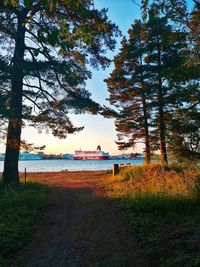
[{"xmin": 12, "ymin": 183, "xmax": 142, "ymax": 267}]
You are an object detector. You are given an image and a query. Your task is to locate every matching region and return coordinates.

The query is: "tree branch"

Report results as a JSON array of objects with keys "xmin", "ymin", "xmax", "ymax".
[{"xmin": 23, "ymin": 93, "xmax": 42, "ymax": 112}]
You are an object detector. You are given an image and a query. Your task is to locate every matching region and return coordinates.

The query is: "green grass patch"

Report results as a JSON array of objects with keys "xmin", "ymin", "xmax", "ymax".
[
  {"xmin": 0, "ymin": 182, "xmax": 46, "ymax": 267},
  {"xmin": 105, "ymin": 163, "xmax": 200, "ymax": 266},
  {"xmin": 119, "ymin": 194, "xmax": 200, "ymax": 266}
]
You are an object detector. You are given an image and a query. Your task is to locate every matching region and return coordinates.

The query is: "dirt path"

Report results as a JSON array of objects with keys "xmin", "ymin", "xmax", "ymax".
[{"xmin": 13, "ymin": 171, "xmax": 139, "ymax": 267}]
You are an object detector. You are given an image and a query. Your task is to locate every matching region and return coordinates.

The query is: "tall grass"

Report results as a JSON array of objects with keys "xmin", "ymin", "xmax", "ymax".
[
  {"xmin": 103, "ymin": 163, "xmax": 200, "ymax": 266},
  {"xmin": 105, "ymin": 163, "xmax": 199, "ymax": 198}
]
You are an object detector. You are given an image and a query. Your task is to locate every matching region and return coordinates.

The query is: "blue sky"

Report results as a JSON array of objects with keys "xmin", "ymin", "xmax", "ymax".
[
  {"xmin": 0, "ymin": 0, "xmax": 194, "ymax": 155},
  {"xmin": 19, "ymin": 0, "xmax": 142, "ymax": 155}
]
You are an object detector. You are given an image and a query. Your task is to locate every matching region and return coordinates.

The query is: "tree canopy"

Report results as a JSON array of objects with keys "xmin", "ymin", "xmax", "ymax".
[
  {"xmin": 0, "ymin": 0, "xmax": 120, "ymax": 184},
  {"xmin": 105, "ymin": 1, "xmax": 200, "ymax": 164}
]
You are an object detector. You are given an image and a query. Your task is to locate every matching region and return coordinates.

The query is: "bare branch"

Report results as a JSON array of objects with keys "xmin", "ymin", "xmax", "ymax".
[
  {"xmin": 23, "ymin": 93, "xmax": 42, "ymax": 112},
  {"xmin": 130, "ymin": 0, "xmax": 141, "ymax": 8}
]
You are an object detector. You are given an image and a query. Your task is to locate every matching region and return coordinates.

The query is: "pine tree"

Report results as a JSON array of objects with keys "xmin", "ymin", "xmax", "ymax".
[
  {"xmin": 142, "ymin": 4, "xmax": 199, "ymax": 163},
  {"xmin": 141, "ymin": 8, "xmax": 188, "ymax": 164},
  {"xmin": 165, "ymin": 34, "xmax": 200, "ymax": 161},
  {"xmin": 141, "ymin": 1, "xmax": 199, "ymax": 64},
  {"xmin": 0, "ymin": 0, "xmax": 120, "ymax": 185},
  {"xmin": 105, "ymin": 20, "xmax": 152, "ymax": 163}
]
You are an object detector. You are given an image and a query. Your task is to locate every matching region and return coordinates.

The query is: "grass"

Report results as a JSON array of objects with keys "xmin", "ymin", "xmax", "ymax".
[
  {"xmin": 103, "ymin": 163, "xmax": 200, "ymax": 266},
  {"xmin": 0, "ymin": 182, "xmax": 46, "ymax": 267}
]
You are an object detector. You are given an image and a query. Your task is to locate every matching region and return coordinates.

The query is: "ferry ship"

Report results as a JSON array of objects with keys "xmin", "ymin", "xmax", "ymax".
[{"xmin": 73, "ymin": 145, "xmax": 109, "ymax": 160}]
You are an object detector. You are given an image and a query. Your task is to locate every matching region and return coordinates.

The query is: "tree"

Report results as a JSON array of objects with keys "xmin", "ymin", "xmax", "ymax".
[
  {"xmin": 190, "ymin": 2, "xmax": 200, "ymax": 64},
  {"xmin": 0, "ymin": 0, "xmax": 120, "ymax": 185},
  {"xmin": 166, "ymin": 44, "xmax": 200, "ymax": 161},
  {"xmin": 105, "ymin": 20, "xmax": 152, "ymax": 164},
  {"xmin": 167, "ymin": 108, "xmax": 200, "ymax": 161},
  {"xmin": 142, "ymin": 3, "xmax": 200, "ymax": 163},
  {"xmin": 141, "ymin": 8, "xmax": 190, "ymax": 164},
  {"xmin": 0, "ymin": 78, "xmax": 9, "ymax": 142},
  {"xmin": 105, "ymin": 6, "xmax": 197, "ymax": 165},
  {"xmin": 141, "ymin": 0, "xmax": 199, "ymax": 63}
]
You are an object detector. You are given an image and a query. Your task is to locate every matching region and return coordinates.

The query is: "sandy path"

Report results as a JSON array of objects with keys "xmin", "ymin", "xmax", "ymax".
[{"xmin": 13, "ymin": 171, "xmax": 138, "ymax": 267}]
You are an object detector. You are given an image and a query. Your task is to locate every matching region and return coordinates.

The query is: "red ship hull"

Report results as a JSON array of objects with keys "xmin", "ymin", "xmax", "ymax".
[
  {"xmin": 73, "ymin": 156, "xmax": 109, "ymax": 160},
  {"xmin": 73, "ymin": 145, "xmax": 109, "ymax": 160}
]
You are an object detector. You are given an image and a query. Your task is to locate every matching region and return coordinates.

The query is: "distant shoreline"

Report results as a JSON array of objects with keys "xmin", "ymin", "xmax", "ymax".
[
  {"xmin": 0, "ymin": 158, "xmax": 143, "ymax": 161},
  {"xmin": 0, "ymin": 159, "xmax": 144, "ymax": 172}
]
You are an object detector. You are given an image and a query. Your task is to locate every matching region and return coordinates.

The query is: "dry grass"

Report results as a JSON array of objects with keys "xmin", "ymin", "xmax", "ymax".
[
  {"xmin": 102, "ymin": 163, "xmax": 200, "ymax": 266},
  {"xmin": 104, "ymin": 163, "xmax": 200, "ymax": 198}
]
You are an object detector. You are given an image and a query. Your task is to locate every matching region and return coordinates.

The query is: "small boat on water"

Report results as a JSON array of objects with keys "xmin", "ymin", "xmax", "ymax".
[{"xmin": 73, "ymin": 145, "xmax": 110, "ymax": 160}]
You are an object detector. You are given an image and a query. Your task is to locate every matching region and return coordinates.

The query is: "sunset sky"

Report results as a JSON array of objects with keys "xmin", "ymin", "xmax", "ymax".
[
  {"xmin": 19, "ymin": 0, "xmax": 142, "ymax": 156},
  {"xmin": 0, "ymin": 0, "xmax": 193, "ymax": 155}
]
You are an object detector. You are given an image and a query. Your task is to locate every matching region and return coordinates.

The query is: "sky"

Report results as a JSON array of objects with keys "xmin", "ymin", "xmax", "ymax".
[
  {"xmin": 0, "ymin": 0, "xmax": 194, "ymax": 155},
  {"xmin": 19, "ymin": 0, "xmax": 142, "ymax": 156}
]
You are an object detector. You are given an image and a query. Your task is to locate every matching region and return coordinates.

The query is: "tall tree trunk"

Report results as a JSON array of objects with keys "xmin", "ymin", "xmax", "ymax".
[
  {"xmin": 139, "ymin": 53, "xmax": 151, "ymax": 164},
  {"xmin": 141, "ymin": 91, "xmax": 151, "ymax": 164},
  {"xmin": 157, "ymin": 40, "xmax": 168, "ymax": 165},
  {"xmin": 3, "ymin": 12, "xmax": 26, "ymax": 185},
  {"xmin": 157, "ymin": 81, "xmax": 168, "ymax": 164}
]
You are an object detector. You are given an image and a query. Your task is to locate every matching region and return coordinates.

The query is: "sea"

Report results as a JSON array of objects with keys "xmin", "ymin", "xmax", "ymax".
[{"xmin": 0, "ymin": 159, "xmax": 144, "ymax": 172}]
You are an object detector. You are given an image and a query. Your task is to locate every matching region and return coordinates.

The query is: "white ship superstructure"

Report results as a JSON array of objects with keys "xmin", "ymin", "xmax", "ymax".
[{"xmin": 73, "ymin": 145, "xmax": 109, "ymax": 160}]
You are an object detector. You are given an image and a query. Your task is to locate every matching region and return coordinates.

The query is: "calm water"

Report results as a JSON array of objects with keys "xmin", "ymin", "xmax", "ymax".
[{"xmin": 0, "ymin": 159, "xmax": 143, "ymax": 172}]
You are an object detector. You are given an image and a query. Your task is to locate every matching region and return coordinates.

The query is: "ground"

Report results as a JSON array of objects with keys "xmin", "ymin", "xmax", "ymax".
[{"xmin": 12, "ymin": 171, "xmax": 139, "ymax": 267}]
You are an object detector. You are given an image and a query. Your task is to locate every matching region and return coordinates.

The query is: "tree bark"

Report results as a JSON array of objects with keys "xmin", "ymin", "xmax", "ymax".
[
  {"xmin": 3, "ymin": 11, "xmax": 27, "ymax": 185},
  {"xmin": 157, "ymin": 81, "xmax": 168, "ymax": 164},
  {"xmin": 139, "ymin": 53, "xmax": 151, "ymax": 164},
  {"xmin": 157, "ymin": 40, "xmax": 168, "ymax": 165},
  {"xmin": 141, "ymin": 91, "xmax": 151, "ymax": 164}
]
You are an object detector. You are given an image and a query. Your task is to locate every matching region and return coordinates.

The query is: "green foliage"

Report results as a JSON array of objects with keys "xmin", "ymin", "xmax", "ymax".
[
  {"xmin": 105, "ymin": 169, "xmax": 112, "ymax": 174},
  {"xmin": 105, "ymin": 2, "xmax": 199, "ymax": 163},
  {"xmin": 0, "ymin": 182, "xmax": 46, "ymax": 266},
  {"xmin": 0, "ymin": 0, "xmax": 120, "ymax": 183},
  {"xmin": 105, "ymin": 20, "xmax": 152, "ymax": 163},
  {"xmin": 139, "ymin": 0, "xmax": 200, "ymax": 163},
  {"xmin": 0, "ymin": 0, "xmax": 120, "ymax": 136}
]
